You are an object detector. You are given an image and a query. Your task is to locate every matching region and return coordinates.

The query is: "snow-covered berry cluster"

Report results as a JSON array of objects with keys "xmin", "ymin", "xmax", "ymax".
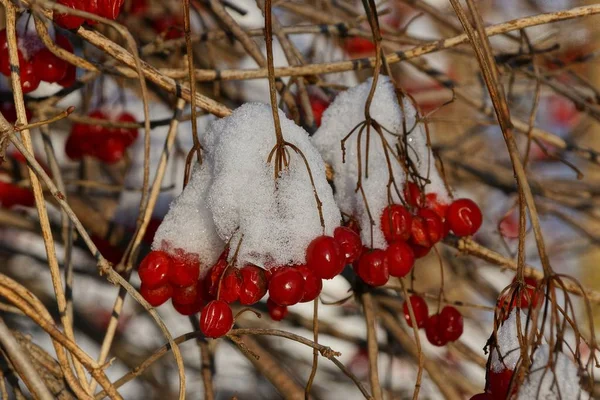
[{"xmin": 65, "ymin": 110, "xmax": 138, "ymax": 163}]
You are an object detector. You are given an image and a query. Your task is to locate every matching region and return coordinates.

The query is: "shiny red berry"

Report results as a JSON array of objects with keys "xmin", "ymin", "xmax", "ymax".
[
  {"xmin": 218, "ymin": 267, "xmax": 242, "ymax": 304},
  {"xmin": 83, "ymin": 0, "xmax": 99, "ymax": 25},
  {"xmin": 425, "ymin": 193, "xmax": 448, "ymax": 219},
  {"xmin": 0, "ymin": 30, "xmax": 14, "ymax": 76},
  {"xmin": 411, "ymin": 208, "xmax": 444, "ymax": 247},
  {"xmin": 204, "ymin": 258, "xmax": 227, "ymax": 300},
  {"xmin": 116, "ymin": 112, "xmax": 138, "ymax": 145},
  {"xmin": 19, "ymin": 58, "xmax": 41, "ymax": 94},
  {"xmin": 267, "ymin": 298, "xmax": 288, "ymax": 321},
  {"xmin": 54, "ymin": 0, "xmax": 86, "ymax": 30},
  {"xmin": 514, "ymin": 276, "xmax": 541, "ymax": 309},
  {"xmin": 140, "ymin": 283, "xmax": 172, "ymax": 307},
  {"xmin": 310, "ymin": 96, "xmax": 329, "ymax": 127},
  {"xmin": 172, "ymin": 283, "xmax": 199, "ymax": 305},
  {"xmin": 385, "ymin": 241, "xmax": 415, "ymax": 278},
  {"xmin": 32, "ymin": 49, "xmax": 68, "ymax": 83},
  {"xmin": 425, "ymin": 314, "xmax": 448, "ymax": 347},
  {"xmin": 152, "ymin": 16, "xmax": 184, "ymax": 40},
  {"xmin": 95, "ymin": 137, "xmax": 126, "ymax": 164},
  {"xmin": 333, "ymin": 226, "xmax": 362, "ymax": 264},
  {"xmin": 487, "ymin": 369, "xmax": 514, "ymax": 399},
  {"xmin": 200, "ymin": 300, "xmax": 233, "ymax": 338},
  {"xmin": 404, "ymin": 182, "xmax": 423, "ymax": 208},
  {"xmin": 446, "ymin": 198, "xmax": 483, "ymax": 236},
  {"xmin": 168, "ymin": 256, "xmax": 200, "ymax": 287},
  {"xmin": 97, "ymin": 0, "xmax": 125, "ymax": 20},
  {"xmin": 296, "ymin": 265, "xmax": 322, "ymax": 303},
  {"xmin": 58, "ymin": 63, "xmax": 76, "ymax": 87},
  {"xmin": 409, "ymin": 241, "xmax": 431, "ymax": 259},
  {"xmin": 138, "ymin": 250, "xmax": 172, "ymax": 288},
  {"xmin": 305, "ymin": 235, "xmax": 344, "ymax": 280},
  {"xmin": 439, "ymin": 306, "xmax": 463, "ymax": 342},
  {"xmin": 268, "ymin": 268, "xmax": 305, "ymax": 306},
  {"xmin": 380, "ymin": 204, "xmax": 412, "ymax": 243},
  {"xmin": 403, "ymin": 295, "xmax": 428, "ymax": 328},
  {"xmin": 172, "ymin": 300, "xmax": 202, "ymax": 316},
  {"xmin": 239, "ymin": 264, "xmax": 268, "ymax": 305},
  {"xmin": 355, "ymin": 249, "xmax": 389, "ymax": 287}
]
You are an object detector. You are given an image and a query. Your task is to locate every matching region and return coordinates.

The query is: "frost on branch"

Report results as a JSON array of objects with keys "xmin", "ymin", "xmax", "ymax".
[
  {"xmin": 517, "ymin": 345, "xmax": 583, "ymax": 399},
  {"xmin": 203, "ymin": 103, "xmax": 340, "ymax": 268},
  {"xmin": 312, "ymin": 76, "xmax": 448, "ymax": 249}
]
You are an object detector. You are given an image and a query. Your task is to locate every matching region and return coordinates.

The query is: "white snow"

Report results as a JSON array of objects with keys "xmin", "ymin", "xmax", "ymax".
[
  {"xmin": 203, "ymin": 103, "xmax": 340, "ymax": 268},
  {"xmin": 152, "ymin": 163, "xmax": 224, "ymax": 271},
  {"xmin": 491, "ymin": 309, "xmax": 535, "ymax": 372},
  {"xmin": 517, "ymin": 345, "xmax": 582, "ymax": 399},
  {"xmin": 312, "ymin": 76, "xmax": 448, "ymax": 249}
]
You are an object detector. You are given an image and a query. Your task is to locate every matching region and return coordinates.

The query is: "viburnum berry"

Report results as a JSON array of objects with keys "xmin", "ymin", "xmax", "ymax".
[
  {"xmin": 425, "ymin": 193, "xmax": 448, "ymax": 219},
  {"xmin": 172, "ymin": 300, "xmax": 202, "ymax": 316},
  {"xmin": 19, "ymin": 58, "xmax": 41, "ymax": 94},
  {"xmin": 152, "ymin": 16, "xmax": 184, "ymax": 40},
  {"xmin": 239, "ymin": 264, "xmax": 267, "ymax": 305},
  {"xmin": 268, "ymin": 268, "xmax": 305, "ymax": 306},
  {"xmin": 309, "ymin": 95, "xmax": 329, "ymax": 127},
  {"xmin": 0, "ymin": 181, "xmax": 35, "ymax": 209},
  {"xmin": 355, "ymin": 249, "xmax": 389, "ymax": 287},
  {"xmin": 446, "ymin": 198, "xmax": 483, "ymax": 236},
  {"xmin": 425, "ymin": 314, "xmax": 448, "ymax": 347},
  {"xmin": 404, "ymin": 181, "xmax": 424, "ymax": 208},
  {"xmin": 305, "ymin": 235, "xmax": 344, "ymax": 280},
  {"xmin": 218, "ymin": 267, "xmax": 242, "ymax": 303},
  {"xmin": 343, "ymin": 37, "xmax": 375, "ymax": 56},
  {"xmin": 0, "ymin": 30, "xmax": 14, "ymax": 76},
  {"xmin": 439, "ymin": 306, "xmax": 463, "ymax": 342},
  {"xmin": 95, "ymin": 137, "xmax": 126, "ymax": 164},
  {"xmin": 168, "ymin": 256, "xmax": 200, "ymax": 287},
  {"xmin": 204, "ymin": 257, "xmax": 227, "ymax": 299},
  {"xmin": 55, "ymin": 34, "xmax": 76, "ymax": 87},
  {"xmin": 83, "ymin": 0, "xmax": 99, "ymax": 25},
  {"xmin": 97, "ymin": 0, "xmax": 125, "ymax": 20},
  {"xmin": 487, "ymin": 368, "xmax": 514, "ymax": 399},
  {"xmin": 32, "ymin": 49, "xmax": 68, "ymax": 83},
  {"xmin": 140, "ymin": 283, "xmax": 172, "ymax": 307},
  {"xmin": 411, "ymin": 208, "xmax": 444, "ymax": 247},
  {"xmin": 409, "ymin": 241, "xmax": 431, "ymax": 259},
  {"xmin": 403, "ymin": 295, "xmax": 428, "ymax": 328},
  {"xmin": 115, "ymin": 112, "xmax": 138, "ymax": 145},
  {"xmin": 333, "ymin": 226, "xmax": 362, "ymax": 264},
  {"xmin": 380, "ymin": 204, "xmax": 412, "ymax": 243},
  {"xmin": 385, "ymin": 241, "xmax": 414, "ymax": 278},
  {"xmin": 54, "ymin": 0, "xmax": 86, "ymax": 30},
  {"xmin": 138, "ymin": 250, "xmax": 172, "ymax": 288},
  {"xmin": 514, "ymin": 276, "xmax": 541, "ymax": 309},
  {"xmin": 172, "ymin": 283, "xmax": 199, "ymax": 305},
  {"xmin": 296, "ymin": 265, "xmax": 322, "ymax": 303},
  {"xmin": 267, "ymin": 298, "xmax": 288, "ymax": 321},
  {"xmin": 470, "ymin": 394, "xmax": 493, "ymax": 400},
  {"xmin": 200, "ymin": 300, "xmax": 233, "ymax": 338}
]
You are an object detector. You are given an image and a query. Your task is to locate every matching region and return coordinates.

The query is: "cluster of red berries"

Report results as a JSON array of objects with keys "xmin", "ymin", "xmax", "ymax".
[
  {"xmin": 402, "ymin": 295, "xmax": 464, "ymax": 346},
  {"xmin": 0, "ymin": 30, "xmax": 75, "ymax": 94},
  {"xmin": 352, "ymin": 182, "xmax": 483, "ymax": 288},
  {"xmin": 497, "ymin": 276, "xmax": 541, "ymax": 320},
  {"xmin": 65, "ymin": 110, "xmax": 138, "ymax": 163},
  {"xmin": 54, "ymin": 0, "xmax": 124, "ymax": 30},
  {"xmin": 469, "ymin": 365, "xmax": 517, "ymax": 399}
]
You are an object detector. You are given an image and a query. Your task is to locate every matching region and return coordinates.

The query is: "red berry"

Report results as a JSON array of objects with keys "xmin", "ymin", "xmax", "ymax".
[
  {"xmin": 168, "ymin": 256, "xmax": 200, "ymax": 287},
  {"xmin": 333, "ymin": 226, "xmax": 362, "ymax": 264},
  {"xmin": 402, "ymin": 295, "xmax": 428, "ymax": 328},
  {"xmin": 239, "ymin": 264, "xmax": 268, "ymax": 305},
  {"xmin": 409, "ymin": 241, "xmax": 431, "ymax": 259},
  {"xmin": 58, "ymin": 63, "xmax": 76, "ymax": 87},
  {"xmin": 425, "ymin": 314, "xmax": 448, "ymax": 347},
  {"xmin": 140, "ymin": 283, "xmax": 172, "ymax": 307},
  {"xmin": 355, "ymin": 249, "xmax": 389, "ymax": 287},
  {"xmin": 95, "ymin": 137, "xmax": 126, "ymax": 164},
  {"xmin": 54, "ymin": 0, "xmax": 86, "ymax": 30},
  {"xmin": 128, "ymin": 0, "xmax": 148, "ymax": 14},
  {"xmin": 425, "ymin": 193, "xmax": 448, "ymax": 219},
  {"xmin": 470, "ymin": 394, "xmax": 493, "ymax": 400},
  {"xmin": 385, "ymin": 241, "xmax": 414, "ymax": 278},
  {"xmin": 0, "ymin": 181, "xmax": 34, "ymax": 209},
  {"xmin": 218, "ymin": 267, "xmax": 242, "ymax": 303},
  {"xmin": 65, "ymin": 134, "xmax": 84, "ymax": 160},
  {"xmin": 411, "ymin": 208, "xmax": 444, "ymax": 247},
  {"xmin": 404, "ymin": 182, "xmax": 423, "ymax": 208},
  {"xmin": 487, "ymin": 369, "xmax": 514, "ymax": 399},
  {"xmin": 305, "ymin": 235, "xmax": 344, "ymax": 280},
  {"xmin": 97, "ymin": 0, "xmax": 124, "ymax": 20},
  {"xmin": 172, "ymin": 283, "xmax": 198, "ymax": 305},
  {"xmin": 172, "ymin": 300, "xmax": 202, "ymax": 316},
  {"xmin": 32, "ymin": 49, "xmax": 68, "ymax": 83},
  {"xmin": 1, "ymin": 102, "xmax": 18, "ymax": 124},
  {"xmin": 296, "ymin": 265, "xmax": 322, "ymax": 303},
  {"xmin": 204, "ymin": 258, "xmax": 227, "ymax": 300},
  {"xmin": 267, "ymin": 298, "xmax": 288, "ymax": 321},
  {"xmin": 0, "ymin": 30, "xmax": 14, "ymax": 76},
  {"xmin": 380, "ymin": 204, "xmax": 412, "ymax": 243},
  {"xmin": 83, "ymin": 0, "xmax": 99, "ymax": 25},
  {"xmin": 439, "ymin": 306, "xmax": 463, "ymax": 342},
  {"xmin": 116, "ymin": 112, "xmax": 138, "ymax": 145},
  {"xmin": 446, "ymin": 198, "xmax": 483, "ymax": 236},
  {"xmin": 200, "ymin": 300, "xmax": 233, "ymax": 338},
  {"xmin": 138, "ymin": 250, "xmax": 172, "ymax": 288},
  {"xmin": 343, "ymin": 37, "xmax": 375, "ymax": 56},
  {"xmin": 309, "ymin": 96, "xmax": 329, "ymax": 127},
  {"xmin": 514, "ymin": 276, "xmax": 541, "ymax": 309},
  {"xmin": 152, "ymin": 16, "xmax": 184, "ymax": 40},
  {"xmin": 268, "ymin": 268, "xmax": 305, "ymax": 306},
  {"xmin": 19, "ymin": 58, "xmax": 41, "ymax": 94}
]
